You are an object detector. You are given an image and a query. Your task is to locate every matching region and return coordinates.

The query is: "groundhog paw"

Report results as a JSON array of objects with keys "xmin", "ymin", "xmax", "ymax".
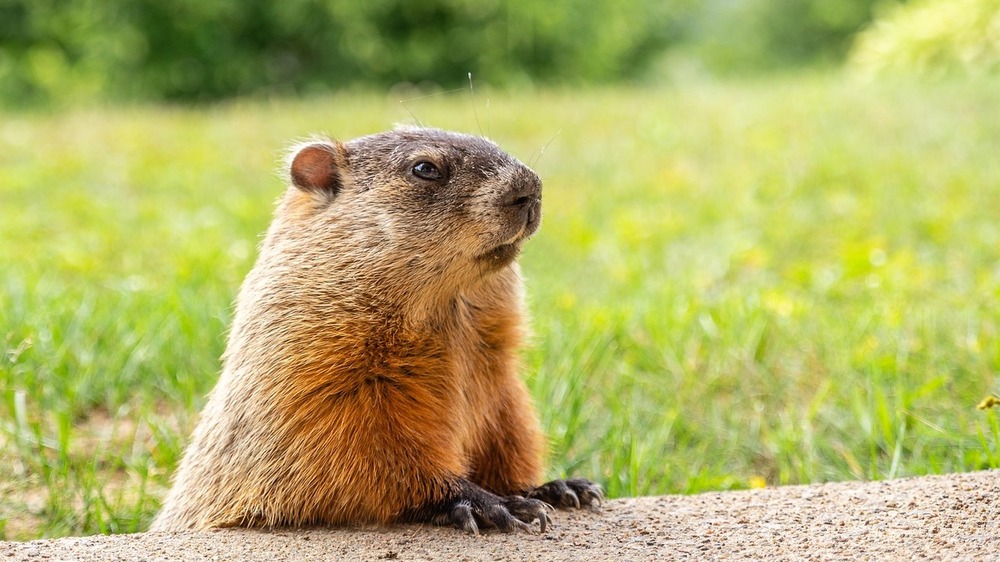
[
  {"xmin": 527, "ymin": 478, "xmax": 603, "ymax": 510},
  {"xmin": 447, "ymin": 494, "xmax": 551, "ymax": 535},
  {"xmin": 420, "ymin": 478, "xmax": 554, "ymax": 534},
  {"xmin": 501, "ymin": 495, "xmax": 553, "ymax": 532}
]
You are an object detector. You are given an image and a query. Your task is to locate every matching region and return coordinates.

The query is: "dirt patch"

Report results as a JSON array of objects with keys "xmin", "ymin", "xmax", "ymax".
[{"xmin": 3, "ymin": 470, "xmax": 998, "ymax": 561}]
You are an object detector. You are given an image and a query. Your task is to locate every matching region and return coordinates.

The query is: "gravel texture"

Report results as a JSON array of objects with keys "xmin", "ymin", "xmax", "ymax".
[{"xmin": 3, "ymin": 470, "xmax": 998, "ymax": 561}]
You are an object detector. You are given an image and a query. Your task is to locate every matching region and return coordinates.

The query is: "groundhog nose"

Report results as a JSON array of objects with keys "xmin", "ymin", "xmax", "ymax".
[
  {"xmin": 500, "ymin": 168, "xmax": 542, "ymax": 235},
  {"xmin": 502, "ymin": 169, "xmax": 542, "ymax": 209}
]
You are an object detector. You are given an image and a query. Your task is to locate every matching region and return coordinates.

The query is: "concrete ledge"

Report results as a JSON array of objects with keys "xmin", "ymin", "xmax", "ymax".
[{"xmin": 4, "ymin": 470, "xmax": 998, "ymax": 561}]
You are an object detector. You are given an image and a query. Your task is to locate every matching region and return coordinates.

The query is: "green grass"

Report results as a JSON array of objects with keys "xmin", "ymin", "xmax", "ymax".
[{"xmin": 3, "ymin": 74, "xmax": 1000, "ymax": 540}]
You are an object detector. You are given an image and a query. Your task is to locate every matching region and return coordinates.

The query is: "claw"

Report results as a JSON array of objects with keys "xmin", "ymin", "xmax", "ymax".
[
  {"xmin": 565, "ymin": 488, "xmax": 580, "ymax": 509},
  {"xmin": 584, "ymin": 487, "xmax": 603, "ymax": 507},
  {"xmin": 502, "ymin": 496, "xmax": 552, "ymax": 533},
  {"xmin": 539, "ymin": 510, "xmax": 551, "ymax": 533},
  {"xmin": 451, "ymin": 502, "xmax": 480, "ymax": 535}
]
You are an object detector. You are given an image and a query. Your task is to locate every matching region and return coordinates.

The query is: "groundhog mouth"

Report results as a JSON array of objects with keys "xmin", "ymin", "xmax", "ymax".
[
  {"xmin": 477, "ymin": 216, "xmax": 537, "ymax": 267},
  {"xmin": 478, "ymin": 242, "xmax": 522, "ymax": 266}
]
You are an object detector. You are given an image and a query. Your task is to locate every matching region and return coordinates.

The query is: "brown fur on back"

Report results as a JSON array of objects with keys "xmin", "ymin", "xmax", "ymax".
[{"xmin": 152, "ymin": 128, "xmax": 545, "ymax": 530}]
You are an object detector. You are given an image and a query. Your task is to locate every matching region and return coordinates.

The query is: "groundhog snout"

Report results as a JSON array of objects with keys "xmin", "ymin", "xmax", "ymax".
[{"xmin": 500, "ymin": 169, "xmax": 543, "ymax": 232}]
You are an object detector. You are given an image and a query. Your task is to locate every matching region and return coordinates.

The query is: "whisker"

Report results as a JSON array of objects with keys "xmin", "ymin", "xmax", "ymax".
[
  {"xmin": 468, "ymin": 73, "xmax": 484, "ymax": 137},
  {"xmin": 400, "ymin": 87, "xmax": 467, "ymax": 103},
  {"xmin": 400, "ymin": 99, "xmax": 423, "ymax": 128},
  {"xmin": 486, "ymin": 97, "xmax": 492, "ymax": 140},
  {"xmin": 531, "ymin": 129, "xmax": 562, "ymax": 168},
  {"xmin": 398, "ymin": 86, "xmax": 468, "ymax": 128}
]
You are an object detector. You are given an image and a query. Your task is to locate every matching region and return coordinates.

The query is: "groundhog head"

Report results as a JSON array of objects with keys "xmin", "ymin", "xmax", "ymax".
[{"xmin": 285, "ymin": 128, "xmax": 542, "ymax": 285}]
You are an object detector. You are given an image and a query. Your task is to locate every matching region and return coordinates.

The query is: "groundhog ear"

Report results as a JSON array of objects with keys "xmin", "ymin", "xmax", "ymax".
[{"xmin": 289, "ymin": 142, "xmax": 347, "ymax": 195}]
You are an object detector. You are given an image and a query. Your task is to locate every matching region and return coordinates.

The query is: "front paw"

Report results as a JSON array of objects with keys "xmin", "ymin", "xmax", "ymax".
[
  {"xmin": 437, "ymin": 480, "xmax": 552, "ymax": 535},
  {"xmin": 447, "ymin": 495, "xmax": 551, "ymax": 535},
  {"xmin": 527, "ymin": 478, "xmax": 603, "ymax": 510}
]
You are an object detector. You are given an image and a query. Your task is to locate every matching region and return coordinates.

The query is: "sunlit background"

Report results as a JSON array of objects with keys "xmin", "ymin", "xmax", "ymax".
[{"xmin": 3, "ymin": 0, "xmax": 1000, "ymax": 542}]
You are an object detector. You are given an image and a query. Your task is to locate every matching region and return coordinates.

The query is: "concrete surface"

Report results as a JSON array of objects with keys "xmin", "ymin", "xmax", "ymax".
[{"xmin": 3, "ymin": 470, "xmax": 998, "ymax": 561}]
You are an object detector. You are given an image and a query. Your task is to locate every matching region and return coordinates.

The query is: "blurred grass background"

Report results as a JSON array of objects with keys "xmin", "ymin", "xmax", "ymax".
[{"xmin": 3, "ymin": 0, "xmax": 1000, "ymax": 541}]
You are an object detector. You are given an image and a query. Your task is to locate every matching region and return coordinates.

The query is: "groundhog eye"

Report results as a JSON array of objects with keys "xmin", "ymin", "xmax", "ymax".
[{"xmin": 412, "ymin": 161, "xmax": 444, "ymax": 181}]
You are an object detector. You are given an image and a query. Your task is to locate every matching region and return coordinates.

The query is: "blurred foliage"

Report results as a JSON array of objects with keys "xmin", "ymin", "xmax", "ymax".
[
  {"xmin": 9, "ymin": 0, "xmax": 997, "ymax": 106},
  {"xmin": 680, "ymin": 0, "xmax": 884, "ymax": 74},
  {"xmin": 849, "ymin": 0, "xmax": 1000, "ymax": 78},
  {"xmin": 0, "ymin": 0, "xmax": 691, "ymax": 106}
]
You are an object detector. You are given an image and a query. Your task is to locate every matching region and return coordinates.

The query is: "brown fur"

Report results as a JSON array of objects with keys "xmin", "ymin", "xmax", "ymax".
[{"xmin": 153, "ymin": 128, "xmax": 557, "ymax": 531}]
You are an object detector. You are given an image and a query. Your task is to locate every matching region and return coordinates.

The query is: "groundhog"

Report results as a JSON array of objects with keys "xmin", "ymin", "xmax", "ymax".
[{"xmin": 151, "ymin": 127, "xmax": 601, "ymax": 534}]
